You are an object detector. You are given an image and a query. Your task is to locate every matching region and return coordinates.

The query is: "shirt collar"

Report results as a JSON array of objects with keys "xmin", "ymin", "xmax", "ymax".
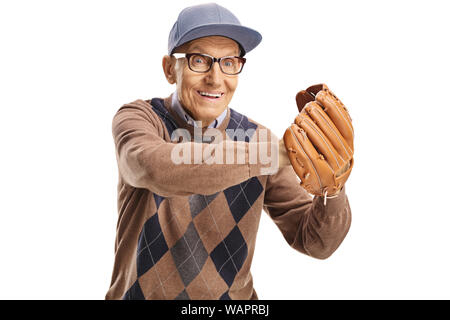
[{"xmin": 171, "ymin": 90, "xmax": 227, "ymax": 128}]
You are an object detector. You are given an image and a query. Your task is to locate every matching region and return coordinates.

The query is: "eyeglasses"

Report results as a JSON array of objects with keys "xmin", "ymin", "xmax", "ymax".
[{"xmin": 171, "ymin": 53, "xmax": 246, "ymax": 75}]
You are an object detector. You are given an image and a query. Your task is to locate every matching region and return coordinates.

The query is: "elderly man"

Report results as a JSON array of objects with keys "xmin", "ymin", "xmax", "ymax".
[{"xmin": 106, "ymin": 3, "xmax": 352, "ymax": 300}]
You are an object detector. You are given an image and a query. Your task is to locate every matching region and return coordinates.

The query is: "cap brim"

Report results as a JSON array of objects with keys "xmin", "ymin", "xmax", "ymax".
[{"xmin": 173, "ymin": 24, "xmax": 262, "ymax": 56}]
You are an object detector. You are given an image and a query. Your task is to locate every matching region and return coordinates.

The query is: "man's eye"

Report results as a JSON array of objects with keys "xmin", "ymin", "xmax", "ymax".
[
  {"xmin": 194, "ymin": 57, "xmax": 206, "ymax": 64},
  {"xmin": 223, "ymin": 59, "xmax": 235, "ymax": 67}
]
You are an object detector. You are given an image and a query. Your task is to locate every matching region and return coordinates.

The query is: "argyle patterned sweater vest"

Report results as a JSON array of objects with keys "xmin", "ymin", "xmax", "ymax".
[{"xmin": 106, "ymin": 96, "xmax": 351, "ymax": 300}]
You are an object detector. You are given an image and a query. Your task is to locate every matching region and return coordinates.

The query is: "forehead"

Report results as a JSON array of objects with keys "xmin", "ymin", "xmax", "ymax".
[{"xmin": 184, "ymin": 36, "xmax": 240, "ymax": 56}]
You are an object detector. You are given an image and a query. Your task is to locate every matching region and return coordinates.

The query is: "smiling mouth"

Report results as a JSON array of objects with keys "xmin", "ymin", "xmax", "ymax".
[{"xmin": 197, "ymin": 90, "xmax": 224, "ymax": 99}]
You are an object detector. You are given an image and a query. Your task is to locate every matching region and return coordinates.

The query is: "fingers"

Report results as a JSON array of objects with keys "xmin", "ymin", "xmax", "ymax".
[
  {"xmin": 294, "ymin": 112, "xmax": 346, "ymax": 171},
  {"xmin": 284, "ymin": 124, "xmax": 335, "ymax": 193},
  {"xmin": 303, "ymin": 102, "xmax": 353, "ymax": 163},
  {"xmin": 283, "ymin": 126, "xmax": 321, "ymax": 191},
  {"xmin": 315, "ymin": 88, "xmax": 354, "ymax": 151}
]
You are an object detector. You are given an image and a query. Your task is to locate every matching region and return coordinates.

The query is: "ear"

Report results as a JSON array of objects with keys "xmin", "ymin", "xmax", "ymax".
[{"xmin": 162, "ymin": 55, "xmax": 177, "ymax": 84}]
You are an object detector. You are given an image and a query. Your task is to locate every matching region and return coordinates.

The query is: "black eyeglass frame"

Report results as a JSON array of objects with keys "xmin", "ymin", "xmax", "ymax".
[{"xmin": 171, "ymin": 53, "xmax": 247, "ymax": 75}]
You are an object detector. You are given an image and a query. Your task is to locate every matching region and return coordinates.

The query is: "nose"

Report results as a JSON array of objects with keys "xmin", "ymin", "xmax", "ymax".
[{"xmin": 204, "ymin": 61, "xmax": 222, "ymax": 86}]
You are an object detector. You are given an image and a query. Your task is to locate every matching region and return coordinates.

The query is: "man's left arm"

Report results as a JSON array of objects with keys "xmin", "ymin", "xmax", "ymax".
[{"xmin": 263, "ymin": 165, "xmax": 351, "ymax": 259}]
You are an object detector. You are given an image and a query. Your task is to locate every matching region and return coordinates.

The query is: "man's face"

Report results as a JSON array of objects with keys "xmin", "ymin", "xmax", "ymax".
[{"xmin": 171, "ymin": 36, "xmax": 240, "ymax": 127}]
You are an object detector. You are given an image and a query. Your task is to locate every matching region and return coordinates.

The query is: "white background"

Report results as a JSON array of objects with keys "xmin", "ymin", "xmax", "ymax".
[{"xmin": 1, "ymin": 0, "xmax": 449, "ymax": 299}]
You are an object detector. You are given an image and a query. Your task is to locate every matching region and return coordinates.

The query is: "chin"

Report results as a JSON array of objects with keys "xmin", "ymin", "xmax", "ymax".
[{"xmin": 197, "ymin": 102, "xmax": 224, "ymax": 112}]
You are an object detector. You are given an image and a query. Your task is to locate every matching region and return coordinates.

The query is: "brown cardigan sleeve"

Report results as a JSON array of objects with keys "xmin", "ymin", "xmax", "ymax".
[
  {"xmin": 112, "ymin": 100, "xmax": 277, "ymax": 197},
  {"xmin": 263, "ymin": 165, "xmax": 351, "ymax": 259}
]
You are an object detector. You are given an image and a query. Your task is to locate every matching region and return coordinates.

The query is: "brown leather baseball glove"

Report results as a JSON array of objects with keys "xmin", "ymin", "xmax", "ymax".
[{"xmin": 283, "ymin": 84, "xmax": 354, "ymax": 199}]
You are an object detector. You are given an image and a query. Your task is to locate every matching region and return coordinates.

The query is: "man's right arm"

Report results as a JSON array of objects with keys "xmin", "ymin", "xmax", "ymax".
[{"xmin": 112, "ymin": 100, "xmax": 276, "ymax": 197}]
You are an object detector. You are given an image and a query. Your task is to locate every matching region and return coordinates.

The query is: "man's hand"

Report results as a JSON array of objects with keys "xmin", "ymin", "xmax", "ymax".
[{"xmin": 283, "ymin": 84, "xmax": 354, "ymax": 197}]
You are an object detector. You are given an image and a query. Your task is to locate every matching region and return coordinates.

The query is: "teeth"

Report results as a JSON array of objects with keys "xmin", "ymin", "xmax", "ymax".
[{"xmin": 199, "ymin": 91, "xmax": 222, "ymax": 98}]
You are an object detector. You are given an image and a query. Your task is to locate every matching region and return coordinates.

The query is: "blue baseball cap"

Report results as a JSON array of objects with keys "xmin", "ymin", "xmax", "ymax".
[{"xmin": 168, "ymin": 3, "xmax": 262, "ymax": 57}]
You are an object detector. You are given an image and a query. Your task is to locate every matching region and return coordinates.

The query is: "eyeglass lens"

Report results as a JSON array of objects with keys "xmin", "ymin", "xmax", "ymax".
[{"xmin": 188, "ymin": 54, "xmax": 243, "ymax": 74}]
